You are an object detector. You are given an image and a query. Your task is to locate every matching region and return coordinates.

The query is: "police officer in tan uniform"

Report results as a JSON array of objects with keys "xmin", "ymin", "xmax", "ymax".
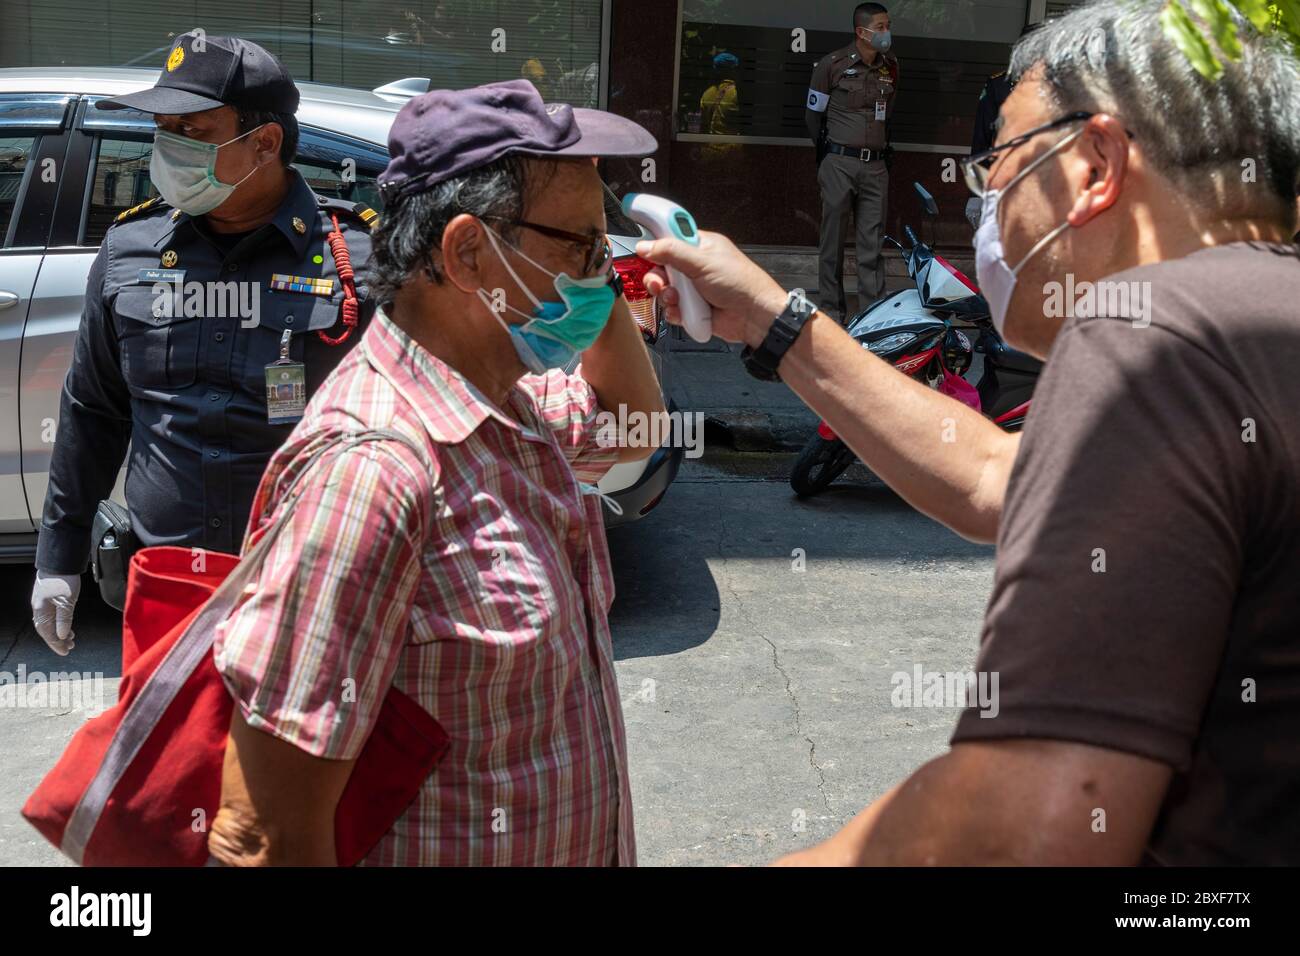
[{"xmin": 806, "ymin": 3, "xmax": 899, "ymax": 322}]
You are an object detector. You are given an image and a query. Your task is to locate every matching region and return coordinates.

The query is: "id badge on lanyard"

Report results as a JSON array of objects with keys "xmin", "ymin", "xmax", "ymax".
[
  {"xmin": 265, "ymin": 328, "xmax": 307, "ymax": 425},
  {"xmin": 875, "ymin": 100, "xmax": 887, "ymax": 121}
]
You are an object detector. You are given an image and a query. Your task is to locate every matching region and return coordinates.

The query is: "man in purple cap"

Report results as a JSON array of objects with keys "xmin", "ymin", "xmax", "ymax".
[{"xmin": 207, "ymin": 81, "xmax": 665, "ymax": 866}]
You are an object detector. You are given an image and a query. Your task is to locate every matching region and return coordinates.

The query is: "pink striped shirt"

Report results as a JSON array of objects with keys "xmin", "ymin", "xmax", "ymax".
[{"xmin": 212, "ymin": 307, "xmax": 633, "ymax": 865}]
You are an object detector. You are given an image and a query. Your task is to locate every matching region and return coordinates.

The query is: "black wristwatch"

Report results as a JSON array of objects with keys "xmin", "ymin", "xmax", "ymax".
[
  {"xmin": 741, "ymin": 291, "xmax": 817, "ymax": 382},
  {"xmin": 606, "ymin": 266, "xmax": 625, "ymax": 298}
]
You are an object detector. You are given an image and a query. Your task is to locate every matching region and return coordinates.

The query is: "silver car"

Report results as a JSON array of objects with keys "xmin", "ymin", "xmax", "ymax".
[{"xmin": 0, "ymin": 68, "xmax": 682, "ymax": 562}]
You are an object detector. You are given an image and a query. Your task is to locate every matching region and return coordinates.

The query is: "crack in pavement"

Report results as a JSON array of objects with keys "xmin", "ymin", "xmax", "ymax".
[{"xmin": 714, "ymin": 510, "xmax": 834, "ymax": 817}]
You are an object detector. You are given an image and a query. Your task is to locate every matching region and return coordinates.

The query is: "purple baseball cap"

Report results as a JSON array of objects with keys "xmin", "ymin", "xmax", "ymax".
[{"xmin": 378, "ymin": 80, "xmax": 657, "ymax": 203}]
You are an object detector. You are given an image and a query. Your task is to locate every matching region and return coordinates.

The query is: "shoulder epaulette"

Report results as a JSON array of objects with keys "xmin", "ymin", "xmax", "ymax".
[
  {"xmin": 113, "ymin": 196, "xmax": 166, "ymax": 225},
  {"xmin": 317, "ymin": 195, "xmax": 380, "ymax": 231}
]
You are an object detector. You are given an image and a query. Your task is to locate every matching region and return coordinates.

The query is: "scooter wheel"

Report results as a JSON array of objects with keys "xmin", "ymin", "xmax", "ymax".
[{"xmin": 790, "ymin": 435, "xmax": 857, "ymax": 497}]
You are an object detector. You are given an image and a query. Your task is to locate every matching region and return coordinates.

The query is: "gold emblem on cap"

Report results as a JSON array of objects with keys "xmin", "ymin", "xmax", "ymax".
[
  {"xmin": 170, "ymin": 209, "xmax": 182, "ymax": 222},
  {"xmin": 167, "ymin": 45, "xmax": 185, "ymax": 72},
  {"xmin": 161, "ymin": 250, "xmax": 178, "ymax": 267},
  {"xmin": 292, "ymin": 216, "xmax": 307, "ymax": 235}
]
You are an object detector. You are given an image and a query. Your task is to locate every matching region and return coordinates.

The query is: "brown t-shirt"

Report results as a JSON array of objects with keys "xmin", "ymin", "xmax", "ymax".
[{"xmin": 951, "ymin": 241, "xmax": 1300, "ymax": 865}]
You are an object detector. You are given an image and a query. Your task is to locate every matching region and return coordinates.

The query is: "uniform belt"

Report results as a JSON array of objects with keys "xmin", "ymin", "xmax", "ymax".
[{"xmin": 826, "ymin": 142, "xmax": 884, "ymax": 161}]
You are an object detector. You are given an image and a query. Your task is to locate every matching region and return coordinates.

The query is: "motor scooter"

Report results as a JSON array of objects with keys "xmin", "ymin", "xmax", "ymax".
[{"xmin": 789, "ymin": 183, "xmax": 1042, "ymax": 497}]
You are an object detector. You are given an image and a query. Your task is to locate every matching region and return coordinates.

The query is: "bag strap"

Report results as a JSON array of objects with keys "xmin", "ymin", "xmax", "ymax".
[{"xmin": 61, "ymin": 429, "xmax": 428, "ymax": 864}]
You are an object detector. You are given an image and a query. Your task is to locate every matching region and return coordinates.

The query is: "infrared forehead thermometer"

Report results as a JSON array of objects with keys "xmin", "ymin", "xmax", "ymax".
[{"xmin": 621, "ymin": 193, "xmax": 713, "ymax": 343}]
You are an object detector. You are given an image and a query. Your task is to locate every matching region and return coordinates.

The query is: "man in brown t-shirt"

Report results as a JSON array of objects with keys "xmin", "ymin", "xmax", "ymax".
[{"xmin": 638, "ymin": 0, "xmax": 1300, "ymax": 864}]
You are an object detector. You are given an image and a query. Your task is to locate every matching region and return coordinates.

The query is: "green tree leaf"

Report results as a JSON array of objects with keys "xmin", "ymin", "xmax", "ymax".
[
  {"xmin": 1231, "ymin": 0, "xmax": 1277, "ymax": 32},
  {"xmin": 1191, "ymin": 0, "xmax": 1245, "ymax": 59},
  {"xmin": 1161, "ymin": 0, "xmax": 1225, "ymax": 78}
]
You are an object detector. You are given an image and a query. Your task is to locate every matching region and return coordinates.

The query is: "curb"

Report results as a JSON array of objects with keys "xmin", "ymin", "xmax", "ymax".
[{"xmin": 703, "ymin": 410, "xmax": 815, "ymax": 454}]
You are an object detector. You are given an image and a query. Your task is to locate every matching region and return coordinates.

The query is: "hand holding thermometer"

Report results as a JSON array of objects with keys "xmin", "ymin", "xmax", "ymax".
[{"xmin": 621, "ymin": 194, "xmax": 713, "ymax": 343}]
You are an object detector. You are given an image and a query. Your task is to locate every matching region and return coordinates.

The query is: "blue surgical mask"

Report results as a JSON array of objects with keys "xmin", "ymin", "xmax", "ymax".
[
  {"xmin": 477, "ymin": 225, "xmax": 617, "ymax": 374},
  {"xmin": 149, "ymin": 125, "xmax": 264, "ymax": 216}
]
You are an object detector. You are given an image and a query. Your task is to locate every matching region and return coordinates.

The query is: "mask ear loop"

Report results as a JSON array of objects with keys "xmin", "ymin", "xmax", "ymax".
[
  {"xmin": 212, "ymin": 124, "xmax": 269, "ymax": 190},
  {"xmin": 994, "ymin": 126, "xmax": 1087, "ymax": 276},
  {"xmin": 481, "ymin": 224, "xmax": 548, "ymax": 312}
]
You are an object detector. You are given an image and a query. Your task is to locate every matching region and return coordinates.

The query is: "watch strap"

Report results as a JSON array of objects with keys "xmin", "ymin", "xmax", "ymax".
[{"xmin": 742, "ymin": 292, "xmax": 816, "ymax": 381}]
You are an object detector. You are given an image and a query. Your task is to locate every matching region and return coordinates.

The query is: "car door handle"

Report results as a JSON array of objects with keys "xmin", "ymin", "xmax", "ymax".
[{"xmin": 0, "ymin": 291, "xmax": 20, "ymax": 311}]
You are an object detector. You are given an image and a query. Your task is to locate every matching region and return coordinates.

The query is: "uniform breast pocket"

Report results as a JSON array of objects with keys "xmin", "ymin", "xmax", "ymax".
[
  {"xmin": 838, "ymin": 71, "xmax": 869, "ymax": 110},
  {"xmin": 259, "ymin": 291, "xmax": 344, "ymax": 340},
  {"xmin": 247, "ymin": 291, "xmax": 342, "ymax": 370},
  {"xmin": 876, "ymin": 78, "xmax": 894, "ymax": 110},
  {"xmin": 114, "ymin": 288, "xmax": 202, "ymax": 390}
]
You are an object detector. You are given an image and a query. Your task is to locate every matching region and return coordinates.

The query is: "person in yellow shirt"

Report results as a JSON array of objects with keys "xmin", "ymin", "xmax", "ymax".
[{"xmin": 700, "ymin": 51, "xmax": 740, "ymax": 136}]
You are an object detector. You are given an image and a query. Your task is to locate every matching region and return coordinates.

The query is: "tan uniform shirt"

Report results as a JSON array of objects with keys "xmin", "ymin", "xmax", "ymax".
[{"xmin": 806, "ymin": 42, "xmax": 899, "ymax": 151}]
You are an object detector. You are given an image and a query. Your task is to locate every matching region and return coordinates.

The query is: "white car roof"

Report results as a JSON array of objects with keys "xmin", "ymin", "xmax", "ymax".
[
  {"xmin": 0, "ymin": 67, "xmax": 401, "ymax": 148},
  {"xmin": 0, "ymin": 67, "xmax": 646, "ymax": 247}
]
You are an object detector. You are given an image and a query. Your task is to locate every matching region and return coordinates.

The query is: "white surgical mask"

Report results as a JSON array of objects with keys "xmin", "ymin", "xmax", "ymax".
[
  {"xmin": 149, "ymin": 125, "xmax": 265, "ymax": 216},
  {"xmin": 973, "ymin": 126, "xmax": 1084, "ymax": 336}
]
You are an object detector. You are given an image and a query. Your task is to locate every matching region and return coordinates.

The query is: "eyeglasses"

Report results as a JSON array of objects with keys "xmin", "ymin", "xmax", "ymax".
[
  {"xmin": 484, "ymin": 217, "xmax": 612, "ymax": 276},
  {"xmin": 960, "ymin": 111, "xmax": 1132, "ymax": 197}
]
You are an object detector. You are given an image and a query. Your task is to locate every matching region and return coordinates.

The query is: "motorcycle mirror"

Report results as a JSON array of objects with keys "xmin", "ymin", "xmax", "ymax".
[{"xmin": 913, "ymin": 182, "xmax": 940, "ymax": 218}]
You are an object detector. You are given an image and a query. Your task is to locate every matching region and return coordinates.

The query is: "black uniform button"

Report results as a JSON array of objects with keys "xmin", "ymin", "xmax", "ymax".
[
  {"xmin": 227, "ymin": 263, "xmax": 239, "ymax": 273},
  {"xmin": 208, "ymin": 450, "xmax": 219, "ymax": 459},
  {"xmin": 208, "ymin": 393, "xmax": 220, "ymax": 402},
  {"xmin": 210, "ymin": 517, "xmax": 222, "ymax": 528},
  {"xmin": 214, "ymin": 332, "xmax": 225, "ymax": 342}
]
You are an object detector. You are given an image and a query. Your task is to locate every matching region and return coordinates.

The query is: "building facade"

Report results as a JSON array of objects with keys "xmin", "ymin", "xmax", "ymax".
[{"xmin": 2, "ymin": 0, "xmax": 1084, "ymax": 252}]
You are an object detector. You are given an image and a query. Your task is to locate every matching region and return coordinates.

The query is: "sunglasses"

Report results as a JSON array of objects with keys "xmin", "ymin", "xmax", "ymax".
[
  {"xmin": 960, "ymin": 111, "xmax": 1133, "ymax": 197},
  {"xmin": 483, "ymin": 217, "xmax": 612, "ymax": 277}
]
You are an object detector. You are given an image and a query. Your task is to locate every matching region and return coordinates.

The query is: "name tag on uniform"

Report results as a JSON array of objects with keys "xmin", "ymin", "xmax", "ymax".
[
  {"xmin": 876, "ymin": 100, "xmax": 888, "ymax": 121},
  {"xmin": 136, "ymin": 268, "xmax": 186, "ymax": 285},
  {"xmin": 270, "ymin": 273, "xmax": 334, "ymax": 296}
]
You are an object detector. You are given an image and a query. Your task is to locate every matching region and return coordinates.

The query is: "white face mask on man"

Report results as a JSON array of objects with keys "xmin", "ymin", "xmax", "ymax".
[
  {"xmin": 149, "ymin": 124, "xmax": 265, "ymax": 216},
  {"xmin": 973, "ymin": 126, "xmax": 1086, "ymax": 336}
]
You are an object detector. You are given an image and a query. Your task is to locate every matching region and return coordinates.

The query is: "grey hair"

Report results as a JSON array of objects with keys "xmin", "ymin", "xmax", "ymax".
[
  {"xmin": 1010, "ymin": 0, "xmax": 1300, "ymax": 221},
  {"xmin": 370, "ymin": 155, "xmax": 551, "ymax": 308}
]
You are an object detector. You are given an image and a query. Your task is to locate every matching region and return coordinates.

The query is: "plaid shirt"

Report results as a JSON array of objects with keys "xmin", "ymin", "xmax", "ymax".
[{"xmin": 212, "ymin": 308, "xmax": 633, "ymax": 866}]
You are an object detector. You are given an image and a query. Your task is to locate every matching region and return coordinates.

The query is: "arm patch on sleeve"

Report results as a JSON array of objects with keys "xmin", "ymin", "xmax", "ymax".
[{"xmin": 806, "ymin": 88, "xmax": 830, "ymax": 113}]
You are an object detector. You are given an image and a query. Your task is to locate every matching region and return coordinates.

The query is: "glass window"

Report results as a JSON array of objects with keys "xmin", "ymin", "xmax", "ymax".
[
  {"xmin": 84, "ymin": 136, "xmax": 156, "ymax": 246},
  {"xmin": 0, "ymin": 93, "xmax": 72, "ymax": 130},
  {"xmin": 0, "ymin": 137, "xmax": 39, "ymax": 246},
  {"xmin": 676, "ymin": 0, "xmax": 1029, "ymax": 146},
  {"xmin": 294, "ymin": 131, "xmax": 389, "ymax": 211},
  {"xmin": 6, "ymin": 2, "xmax": 606, "ymax": 108}
]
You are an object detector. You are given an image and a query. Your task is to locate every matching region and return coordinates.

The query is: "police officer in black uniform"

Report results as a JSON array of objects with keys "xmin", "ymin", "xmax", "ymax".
[{"xmin": 30, "ymin": 32, "xmax": 378, "ymax": 654}]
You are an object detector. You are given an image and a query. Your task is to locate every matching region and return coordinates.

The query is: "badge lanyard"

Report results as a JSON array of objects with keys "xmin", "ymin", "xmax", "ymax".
[{"xmin": 264, "ymin": 329, "xmax": 307, "ymax": 425}]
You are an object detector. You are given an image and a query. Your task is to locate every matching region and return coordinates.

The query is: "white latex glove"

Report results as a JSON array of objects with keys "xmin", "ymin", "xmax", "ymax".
[{"xmin": 31, "ymin": 570, "xmax": 81, "ymax": 656}]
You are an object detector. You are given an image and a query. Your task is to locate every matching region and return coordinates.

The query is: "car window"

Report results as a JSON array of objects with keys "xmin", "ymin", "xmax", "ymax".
[
  {"xmin": 84, "ymin": 135, "xmax": 156, "ymax": 246},
  {"xmin": 0, "ymin": 136, "xmax": 39, "ymax": 246},
  {"xmin": 78, "ymin": 125, "xmax": 387, "ymax": 247},
  {"xmin": 294, "ymin": 128, "xmax": 388, "ymax": 211}
]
